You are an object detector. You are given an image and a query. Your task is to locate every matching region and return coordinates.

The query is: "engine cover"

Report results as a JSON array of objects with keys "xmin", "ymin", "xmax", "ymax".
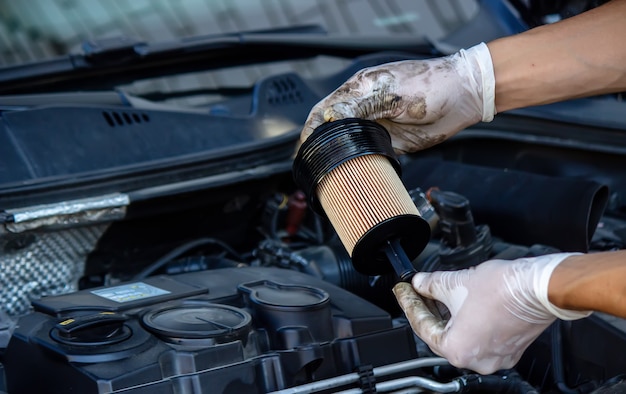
[{"xmin": 3, "ymin": 267, "xmax": 417, "ymax": 394}]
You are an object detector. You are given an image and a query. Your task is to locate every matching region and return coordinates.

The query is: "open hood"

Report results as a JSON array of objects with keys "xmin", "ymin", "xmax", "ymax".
[{"xmin": 1, "ymin": 1, "xmax": 626, "ymax": 393}]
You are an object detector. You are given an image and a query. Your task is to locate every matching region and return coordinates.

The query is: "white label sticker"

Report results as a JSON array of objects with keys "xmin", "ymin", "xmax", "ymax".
[{"xmin": 91, "ymin": 282, "xmax": 170, "ymax": 303}]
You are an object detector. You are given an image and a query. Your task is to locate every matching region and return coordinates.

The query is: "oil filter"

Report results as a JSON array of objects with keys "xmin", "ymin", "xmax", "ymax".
[{"xmin": 293, "ymin": 118, "xmax": 430, "ymax": 278}]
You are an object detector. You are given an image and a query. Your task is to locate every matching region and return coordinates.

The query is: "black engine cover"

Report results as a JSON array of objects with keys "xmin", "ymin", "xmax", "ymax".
[{"xmin": 4, "ymin": 267, "xmax": 417, "ymax": 394}]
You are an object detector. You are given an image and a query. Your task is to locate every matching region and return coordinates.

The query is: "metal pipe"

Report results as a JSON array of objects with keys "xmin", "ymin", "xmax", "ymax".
[
  {"xmin": 373, "ymin": 357, "xmax": 449, "ymax": 377},
  {"xmin": 383, "ymin": 389, "xmax": 424, "ymax": 394},
  {"xmin": 335, "ymin": 376, "xmax": 459, "ymax": 394},
  {"xmin": 336, "ymin": 387, "xmax": 425, "ymax": 394},
  {"xmin": 267, "ymin": 357, "xmax": 449, "ymax": 394}
]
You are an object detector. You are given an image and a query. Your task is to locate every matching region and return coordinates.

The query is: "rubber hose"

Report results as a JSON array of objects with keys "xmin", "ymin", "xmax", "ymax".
[
  {"xmin": 403, "ymin": 159, "xmax": 608, "ymax": 252},
  {"xmin": 458, "ymin": 374, "xmax": 539, "ymax": 393},
  {"xmin": 551, "ymin": 320, "xmax": 579, "ymax": 393}
]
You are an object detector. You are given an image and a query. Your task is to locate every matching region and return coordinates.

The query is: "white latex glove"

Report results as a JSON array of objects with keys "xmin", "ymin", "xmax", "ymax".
[
  {"xmin": 393, "ymin": 253, "xmax": 592, "ymax": 375},
  {"xmin": 300, "ymin": 43, "xmax": 496, "ymax": 154}
]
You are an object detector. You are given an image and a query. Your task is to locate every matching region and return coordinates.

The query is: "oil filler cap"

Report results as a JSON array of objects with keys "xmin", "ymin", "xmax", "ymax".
[{"xmin": 51, "ymin": 311, "xmax": 131, "ymax": 346}]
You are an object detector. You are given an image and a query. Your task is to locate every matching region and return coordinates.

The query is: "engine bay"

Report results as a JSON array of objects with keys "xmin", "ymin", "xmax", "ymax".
[
  {"xmin": 1, "ymin": 23, "xmax": 626, "ymax": 392},
  {"xmin": 2, "ymin": 139, "xmax": 626, "ymax": 393}
]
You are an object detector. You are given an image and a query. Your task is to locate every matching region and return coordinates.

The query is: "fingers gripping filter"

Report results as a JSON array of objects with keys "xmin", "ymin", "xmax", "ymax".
[{"xmin": 293, "ymin": 118, "xmax": 430, "ymax": 279}]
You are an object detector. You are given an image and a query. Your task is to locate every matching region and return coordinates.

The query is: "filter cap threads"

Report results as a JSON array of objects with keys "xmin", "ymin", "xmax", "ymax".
[{"xmin": 293, "ymin": 118, "xmax": 400, "ymax": 213}]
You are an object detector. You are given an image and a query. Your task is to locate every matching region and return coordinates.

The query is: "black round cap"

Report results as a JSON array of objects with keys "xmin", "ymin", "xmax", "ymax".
[
  {"xmin": 238, "ymin": 281, "xmax": 329, "ymax": 312},
  {"xmin": 142, "ymin": 304, "xmax": 251, "ymax": 344},
  {"xmin": 293, "ymin": 118, "xmax": 400, "ymax": 213}
]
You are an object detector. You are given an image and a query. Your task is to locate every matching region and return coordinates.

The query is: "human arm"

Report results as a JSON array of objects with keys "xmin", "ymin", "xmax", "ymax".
[
  {"xmin": 393, "ymin": 251, "xmax": 626, "ymax": 374},
  {"xmin": 300, "ymin": 0, "xmax": 626, "ymax": 151},
  {"xmin": 548, "ymin": 250, "xmax": 626, "ymax": 316},
  {"xmin": 489, "ymin": 0, "xmax": 626, "ymax": 112}
]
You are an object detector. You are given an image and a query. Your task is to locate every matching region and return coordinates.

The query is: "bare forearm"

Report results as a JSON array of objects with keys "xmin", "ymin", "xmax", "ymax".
[
  {"xmin": 549, "ymin": 250, "xmax": 626, "ymax": 318},
  {"xmin": 487, "ymin": 0, "xmax": 626, "ymax": 113}
]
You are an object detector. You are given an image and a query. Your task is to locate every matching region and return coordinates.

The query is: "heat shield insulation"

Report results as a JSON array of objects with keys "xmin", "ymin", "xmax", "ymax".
[{"xmin": 0, "ymin": 225, "xmax": 107, "ymax": 316}]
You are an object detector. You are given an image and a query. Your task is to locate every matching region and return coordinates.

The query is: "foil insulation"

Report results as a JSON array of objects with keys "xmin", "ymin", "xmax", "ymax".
[
  {"xmin": 5, "ymin": 193, "xmax": 128, "ymax": 232},
  {"xmin": 0, "ymin": 225, "xmax": 108, "ymax": 316}
]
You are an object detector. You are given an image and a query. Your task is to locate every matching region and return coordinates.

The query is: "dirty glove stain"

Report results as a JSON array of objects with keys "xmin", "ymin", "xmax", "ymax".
[{"xmin": 300, "ymin": 42, "xmax": 497, "ymax": 154}]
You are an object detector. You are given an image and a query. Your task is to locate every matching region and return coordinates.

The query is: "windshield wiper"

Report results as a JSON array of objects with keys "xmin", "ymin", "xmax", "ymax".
[{"xmin": 0, "ymin": 25, "xmax": 434, "ymax": 95}]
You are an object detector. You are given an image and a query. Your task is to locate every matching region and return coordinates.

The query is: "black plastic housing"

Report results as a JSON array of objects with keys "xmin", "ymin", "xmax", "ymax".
[{"xmin": 3, "ymin": 267, "xmax": 417, "ymax": 394}]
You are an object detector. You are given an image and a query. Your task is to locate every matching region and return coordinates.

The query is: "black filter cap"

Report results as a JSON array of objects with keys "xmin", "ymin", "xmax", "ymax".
[{"xmin": 293, "ymin": 118, "xmax": 400, "ymax": 213}]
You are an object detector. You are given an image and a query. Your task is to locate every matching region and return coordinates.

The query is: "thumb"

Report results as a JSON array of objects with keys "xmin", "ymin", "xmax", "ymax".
[
  {"xmin": 393, "ymin": 282, "xmax": 447, "ymax": 352},
  {"xmin": 299, "ymin": 99, "xmax": 358, "ymax": 144},
  {"xmin": 411, "ymin": 271, "xmax": 450, "ymax": 302},
  {"xmin": 300, "ymin": 109, "xmax": 326, "ymax": 144},
  {"xmin": 322, "ymin": 101, "xmax": 360, "ymax": 123},
  {"xmin": 413, "ymin": 270, "xmax": 470, "ymax": 318}
]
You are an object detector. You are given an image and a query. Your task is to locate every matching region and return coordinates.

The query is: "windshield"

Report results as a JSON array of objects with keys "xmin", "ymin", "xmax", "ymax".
[{"xmin": 0, "ymin": 1, "xmax": 479, "ymax": 106}]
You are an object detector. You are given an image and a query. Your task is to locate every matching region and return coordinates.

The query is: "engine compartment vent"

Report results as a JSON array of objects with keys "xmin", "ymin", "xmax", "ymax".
[
  {"xmin": 265, "ymin": 76, "xmax": 303, "ymax": 106},
  {"xmin": 102, "ymin": 111, "xmax": 151, "ymax": 127}
]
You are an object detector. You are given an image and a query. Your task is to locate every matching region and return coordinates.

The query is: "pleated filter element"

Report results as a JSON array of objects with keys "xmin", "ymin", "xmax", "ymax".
[
  {"xmin": 293, "ymin": 118, "xmax": 430, "ymax": 276},
  {"xmin": 318, "ymin": 154, "xmax": 420, "ymax": 256}
]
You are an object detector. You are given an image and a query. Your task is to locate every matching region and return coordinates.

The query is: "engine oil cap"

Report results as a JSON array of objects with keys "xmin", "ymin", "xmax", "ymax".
[{"xmin": 51, "ymin": 311, "xmax": 131, "ymax": 346}]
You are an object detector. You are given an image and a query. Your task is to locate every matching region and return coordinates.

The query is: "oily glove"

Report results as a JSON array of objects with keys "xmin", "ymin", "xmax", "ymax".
[
  {"xmin": 300, "ymin": 43, "xmax": 496, "ymax": 154},
  {"xmin": 393, "ymin": 253, "xmax": 592, "ymax": 375}
]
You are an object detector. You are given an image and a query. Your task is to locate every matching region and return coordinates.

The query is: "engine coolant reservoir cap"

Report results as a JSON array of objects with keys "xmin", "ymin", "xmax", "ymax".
[{"xmin": 141, "ymin": 303, "xmax": 251, "ymax": 342}]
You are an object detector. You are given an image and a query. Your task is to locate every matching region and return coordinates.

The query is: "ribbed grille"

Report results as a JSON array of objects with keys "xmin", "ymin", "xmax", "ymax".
[
  {"xmin": 317, "ymin": 154, "xmax": 419, "ymax": 256},
  {"xmin": 266, "ymin": 76, "xmax": 303, "ymax": 105},
  {"xmin": 102, "ymin": 111, "xmax": 150, "ymax": 127}
]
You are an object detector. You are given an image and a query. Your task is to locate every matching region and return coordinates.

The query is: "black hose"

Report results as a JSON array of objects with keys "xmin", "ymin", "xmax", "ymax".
[
  {"xmin": 403, "ymin": 159, "xmax": 608, "ymax": 252},
  {"xmin": 134, "ymin": 237, "xmax": 243, "ymax": 280},
  {"xmin": 551, "ymin": 320, "xmax": 580, "ymax": 393},
  {"xmin": 457, "ymin": 373, "xmax": 539, "ymax": 393}
]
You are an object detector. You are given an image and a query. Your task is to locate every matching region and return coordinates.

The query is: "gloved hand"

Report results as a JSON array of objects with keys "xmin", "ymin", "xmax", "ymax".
[
  {"xmin": 300, "ymin": 43, "xmax": 496, "ymax": 154},
  {"xmin": 393, "ymin": 253, "xmax": 592, "ymax": 374}
]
